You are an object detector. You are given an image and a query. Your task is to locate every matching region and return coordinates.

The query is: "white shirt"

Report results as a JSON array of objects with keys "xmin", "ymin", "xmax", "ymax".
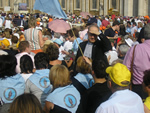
[
  {"xmin": 131, "ymin": 26, "xmax": 138, "ymax": 36},
  {"xmin": 63, "ymin": 40, "xmax": 73, "ymax": 52},
  {"xmin": 15, "ymin": 52, "xmax": 34, "ymax": 74},
  {"xmin": 95, "ymin": 89, "xmax": 144, "ymax": 113},
  {"xmin": 0, "ymin": 18, "xmax": 3, "ymax": 27},
  {"xmin": 20, "ymin": 73, "xmax": 32, "ymax": 82}
]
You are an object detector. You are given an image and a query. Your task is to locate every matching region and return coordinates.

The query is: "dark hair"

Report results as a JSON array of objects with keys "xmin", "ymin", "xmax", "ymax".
[
  {"xmin": 34, "ymin": 52, "xmax": 49, "ymax": 69},
  {"xmin": 143, "ymin": 70, "xmax": 150, "ymax": 87},
  {"xmin": 11, "ymin": 35, "xmax": 18, "ymax": 43},
  {"xmin": 0, "ymin": 55, "xmax": 17, "ymax": 78},
  {"xmin": 67, "ymin": 28, "xmax": 79, "ymax": 38},
  {"xmin": 20, "ymin": 55, "xmax": 33, "ymax": 74},
  {"xmin": 46, "ymin": 44, "xmax": 59, "ymax": 61},
  {"xmin": 144, "ymin": 23, "xmax": 150, "ymax": 39},
  {"xmin": 132, "ymin": 22, "xmax": 137, "ymax": 26},
  {"xmin": 9, "ymin": 93, "xmax": 43, "ymax": 113},
  {"xmin": 119, "ymin": 24, "xmax": 126, "ymax": 36},
  {"xmin": 18, "ymin": 41, "xmax": 29, "ymax": 52},
  {"xmin": 112, "ymin": 20, "xmax": 120, "ymax": 26},
  {"xmin": 127, "ymin": 21, "xmax": 131, "ymax": 25},
  {"xmin": 92, "ymin": 60, "xmax": 108, "ymax": 78}
]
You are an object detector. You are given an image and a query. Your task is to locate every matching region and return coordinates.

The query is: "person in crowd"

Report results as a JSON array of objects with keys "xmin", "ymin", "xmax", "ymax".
[
  {"xmin": 9, "ymin": 35, "xmax": 18, "ymax": 50},
  {"xmin": 123, "ymin": 23, "xmax": 150, "ymax": 99},
  {"xmin": 9, "ymin": 93, "xmax": 43, "ymax": 113},
  {"xmin": 44, "ymin": 65, "xmax": 80, "ymax": 113},
  {"xmin": 117, "ymin": 44, "xmax": 130, "ymax": 60},
  {"xmin": 46, "ymin": 43, "xmax": 68, "ymax": 69},
  {"xmin": 24, "ymin": 16, "xmax": 44, "ymax": 53},
  {"xmin": 73, "ymin": 56, "xmax": 94, "ymax": 89},
  {"xmin": 102, "ymin": 17, "xmax": 110, "ymax": 28},
  {"xmin": 137, "ymin": 22, "xmax": 143, "ymax": 33},
  {"xmin": 3, "ymin": 16, "xmax": 12, "ymax": 29},
  {"xmin": 143, "ymin": 70, "xmax": 150, "ymax": 113},
  {"xmin": 25, "ymin": 52, "xmax": 52, "ymax": 107},
  {"xmin": 0, "ymin": 55, "xmax": 25, "ymax": 104},
  {"xmin": 142, "ymin": 70, "xmax": 150, "ymax": 113},
  {"xmin": 67, "ymin": 28, "xmax": 83, "ymax": 55},
  {"xmin": 63, "ymin": 34, "xmax": 73, "ymax": 52},
  {"xmin": 104, "ymin": 20, "xmax": 120, "ymax": 41},
  {"xmin": 53, "ymin": 38, "xmax": 64, "ymax": 60},
  {"xmin": 75, "ymin": 24, "xmax": 111, "ymax": 66},
  {"xmin": 96, "ymin": 16, "xmax": 102, "ymax": 28},
  {"xmin": 12, "ymin": 15, "xmax": 22, "ymax": 27},
  {"xmin": 126, "ymin": 21, "xmax": 132, "ymax": 34},
  {"xmin": 95, "ymin": 63, "xmax": 144, "ymax": 113},
  {"xmin": 77, "ymin": 59, "xmax": 112, "ymax": 113},
  {"xmin": 131, "ymin": 22, "xmax": 138, "ymax": 36},
  {"xmin": 15, "ymin": 41, "xmax": 34, "ymax": 73},
  {"xmin": 20, "ymin": 55, "xmax": 34, "ymax": 82}
]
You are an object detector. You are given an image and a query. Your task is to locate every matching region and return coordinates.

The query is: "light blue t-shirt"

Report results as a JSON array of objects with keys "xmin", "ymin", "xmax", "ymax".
[
  {"xmin": 0, "ymin": 74, "xmax": 25, "ymax": 103},
  {"xmin": 74, "ymin": 73, "xmax": 94, "ymax": 89},
  {"xmin": 73, "ymin": 37, "xmax": 83, "ymax": 55},
  {"xmin": 46, "ymin": 85, "xmax": 80, "ymax": 113}
]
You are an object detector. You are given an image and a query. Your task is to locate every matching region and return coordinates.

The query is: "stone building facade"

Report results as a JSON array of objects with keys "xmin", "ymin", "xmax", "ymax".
[{"xmin": 0, "ymin": 0, "xmax": 150, "ymax": 16}]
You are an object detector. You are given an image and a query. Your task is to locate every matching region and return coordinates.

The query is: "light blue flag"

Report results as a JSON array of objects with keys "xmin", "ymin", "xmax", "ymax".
[{"xmin": 33, "ymin": 0, "xmax": 67, "ymax": 19}]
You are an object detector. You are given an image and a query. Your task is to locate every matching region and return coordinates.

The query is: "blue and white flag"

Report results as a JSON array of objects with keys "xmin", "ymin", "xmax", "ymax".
[{"xmin": 33, "ymin": 0, "xmax": 67, "ymax": 19}]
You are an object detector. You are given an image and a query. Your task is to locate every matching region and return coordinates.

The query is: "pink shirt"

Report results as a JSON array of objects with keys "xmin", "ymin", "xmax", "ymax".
[
  {"xmin": 102, "ymin": 20, "xmax": 110, "ymax": 27},
  {"xmin": 80, "ymin": 29, "xmax": 88, "ymax": 40},
  {"xmin": 123, "ymin": 40, "xmax": 150, "ymax": 84},
  {"xmin": 15, "ymin": 52, "xmax": 34, "ymax": 74}
]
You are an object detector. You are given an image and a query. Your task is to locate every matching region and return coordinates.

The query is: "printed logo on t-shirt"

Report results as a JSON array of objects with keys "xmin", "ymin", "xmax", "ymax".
[
  {"xmin": 4, "ymin": 88, "xmax": 17, "ymax": 101},
  {"xmin": 39, "ymin": 77, "xmax": 50, "ymax": 88},
  {"xmin": 64, "ymin": 94, "xmax": 77, "ymax": 108},
  {"xmin": 89, "ymin": 79, "xmax": 94, "ymax": 87}
]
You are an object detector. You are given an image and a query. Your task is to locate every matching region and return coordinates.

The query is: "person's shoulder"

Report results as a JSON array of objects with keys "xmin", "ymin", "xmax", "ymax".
[{"xmin": 80, "ymin": 41, "xmax": 88, "ymax": 45}]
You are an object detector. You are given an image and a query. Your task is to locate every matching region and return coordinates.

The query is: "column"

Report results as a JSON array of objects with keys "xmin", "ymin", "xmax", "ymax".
[
  {"xmin": 82, "ymin": 0, "xmax": 85, "ymax": 12},
  {"xmin": 66, "ymin": 0, "xmax": 69, "ymax": 13},
  {"xmin": 85, "ymin": 0, "xmax": 89, "ymax": 12},
  {"xmin": 124, "ymin": 0, "xmax": 133, "ymax": 16},
  {"xmin": 70, "ymin": 0, "xmax": 73, "ymax": 13},
  {"xmin": 138, "ymin": 0, "xmax": 144, "ymax": 16},
  {"xmin": 119, "ymin": 0, "xmax": 124, "ymax": 16},
  {"xmin": 104, "ymin": 0, "xmax": 108, "ymax": 15}
]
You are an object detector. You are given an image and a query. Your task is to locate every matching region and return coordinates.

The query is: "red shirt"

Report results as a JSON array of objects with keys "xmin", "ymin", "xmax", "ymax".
[{"xmin": 102, "ymin": 20, "xmax": 110, "ymax": 27}]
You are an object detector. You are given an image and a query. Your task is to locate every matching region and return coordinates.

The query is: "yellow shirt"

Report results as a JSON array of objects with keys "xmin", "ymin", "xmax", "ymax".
[{"xmin": 144, "ymin": 97, "xmax": 150, "ymax": 110}]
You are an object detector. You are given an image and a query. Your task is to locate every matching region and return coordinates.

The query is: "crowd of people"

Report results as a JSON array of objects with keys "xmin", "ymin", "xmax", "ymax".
[{"xmin": 0, "ymin": 12, "xmax": 150, "ymax": 113}]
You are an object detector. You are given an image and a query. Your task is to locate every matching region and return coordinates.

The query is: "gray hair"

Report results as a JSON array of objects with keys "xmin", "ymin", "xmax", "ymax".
[
  {"xmin": 54, "ymin": 32, "xmax": 61, "ymax": 38},
  {"xmin": 144, "ymin": 23, "xmax": 150, "ymax": 39},
  {"xmin": 119, "ymin": 44, "xmax": 130, "ymax": 55}
]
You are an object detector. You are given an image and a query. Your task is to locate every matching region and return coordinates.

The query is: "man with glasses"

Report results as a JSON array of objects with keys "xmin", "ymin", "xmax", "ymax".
[{"xmin": 75, "ymin": 24, "xmax": 112, "ymax": 66}]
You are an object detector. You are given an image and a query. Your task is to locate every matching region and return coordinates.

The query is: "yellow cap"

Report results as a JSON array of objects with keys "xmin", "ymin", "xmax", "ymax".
[
  {"xmin": 0, "ymin": 39, "xmax": 10, "ymax": 47},
  {"xmin": 106, "ymin": 63, "xmax": 131, "ymax": 87}
]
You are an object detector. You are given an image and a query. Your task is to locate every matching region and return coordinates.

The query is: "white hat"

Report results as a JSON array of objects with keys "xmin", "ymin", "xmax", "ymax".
[{"xmin": 13, "ymin": 33, "xmax": 20, "ymax": 39}]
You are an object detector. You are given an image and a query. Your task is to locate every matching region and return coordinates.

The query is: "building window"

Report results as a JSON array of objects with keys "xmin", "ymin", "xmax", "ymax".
[
  {"xmin": 61, "ymin": 0, "xmax": 65, "ymax": 8},
  {"xmin": 92, "ymin": 0, "xmax": 97, "ymax": 9},
  {"xmin": 76, "ymin": 0, "xmax": 80, "ymax": 9},
  {"xmin": 112, "ymin": 0, "xmax": 117, "ymax": 9},
  {"xmin": 26, "ymin": 0, "xmax": 29, "ymax": 7}
]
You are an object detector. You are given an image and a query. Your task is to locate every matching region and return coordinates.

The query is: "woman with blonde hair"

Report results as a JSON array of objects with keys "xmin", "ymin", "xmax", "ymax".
[
  {"xmin": 9, "ymin": 93, "xmax": 43, "ymax": 113},
  {"xmin": 24, "ymin": 16, "xmax": 44, "ymax": 54},
  {"xmin": 44, "ymin": 65, "xmax": 80, "ymax": 113},
  {"xmin": 73, "ymin": 56, "xmax": 94, "ymax": 89}
]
